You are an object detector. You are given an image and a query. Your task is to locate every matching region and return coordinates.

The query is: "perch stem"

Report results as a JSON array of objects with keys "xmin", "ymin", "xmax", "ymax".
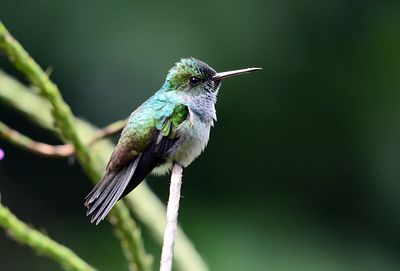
[{"xmin": 160, "ymin": 163, "xmax": 184, "ymax": 271}]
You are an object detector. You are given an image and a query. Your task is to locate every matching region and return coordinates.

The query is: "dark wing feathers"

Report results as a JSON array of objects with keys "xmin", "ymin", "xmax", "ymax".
[
  {"xmin": 118, "ymin": 133, "xmax": 177, "ymax": 200},
  {"xmin": 85, "ymin": 155, "xmax": 140, "ymax": 224}
]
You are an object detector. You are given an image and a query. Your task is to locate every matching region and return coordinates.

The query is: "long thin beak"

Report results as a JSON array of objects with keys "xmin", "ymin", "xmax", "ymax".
[{"xmin": 212, "ymin": 67, "xmax": 262, "ymax": 81}]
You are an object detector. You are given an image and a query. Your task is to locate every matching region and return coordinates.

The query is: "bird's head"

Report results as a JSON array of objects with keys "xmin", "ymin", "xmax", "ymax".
[{"xmin": 164, "ymin": 57, "xmax": 261, "ymax": 96}]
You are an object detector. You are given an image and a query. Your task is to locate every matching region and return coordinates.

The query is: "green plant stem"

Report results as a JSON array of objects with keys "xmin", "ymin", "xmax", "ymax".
[
  {"xmin": 0, "ymin": 203, "xmax": 97, "ymax": 271},
  {"xmin": 0, "ymin": 22, "xmax": 96, "ymax": 179},
  {"xmin": 0, "ymin": 22, "xmax": 151, "ymax": 271},
  {"xmin": 0, "ymin": 66, "xmax": 209, "ymax": 271},
  {"xmin": 110, "ymin": 202, "xmax": 153, "ymax": 271}
]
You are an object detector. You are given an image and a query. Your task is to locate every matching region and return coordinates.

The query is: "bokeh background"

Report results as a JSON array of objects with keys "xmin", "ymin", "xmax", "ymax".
[{"xmin": 1, "ymin": 0, "xmax": 400, "ymax": 270}]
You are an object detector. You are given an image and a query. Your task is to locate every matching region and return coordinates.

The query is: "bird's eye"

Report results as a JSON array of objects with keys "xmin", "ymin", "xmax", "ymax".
[{"xmin": 189, "ymin": 76, "xmax": 200, "ymax": 86}]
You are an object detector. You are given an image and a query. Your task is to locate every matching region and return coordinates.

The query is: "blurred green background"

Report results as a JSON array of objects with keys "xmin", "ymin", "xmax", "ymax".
[{"xmin": 2, "ymin": 0, "xmax": 400, "ymax": 270}]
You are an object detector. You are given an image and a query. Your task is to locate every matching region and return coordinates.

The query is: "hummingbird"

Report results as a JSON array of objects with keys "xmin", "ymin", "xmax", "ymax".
[{"xmin": 85, "ymin": 57, "xmax": 261, "ymax": 224}]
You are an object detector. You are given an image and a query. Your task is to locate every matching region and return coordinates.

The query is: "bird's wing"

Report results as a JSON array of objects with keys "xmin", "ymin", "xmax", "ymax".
[{"xmin": 85, "ymin": 100, "xmax": 188, "ymax": 224}]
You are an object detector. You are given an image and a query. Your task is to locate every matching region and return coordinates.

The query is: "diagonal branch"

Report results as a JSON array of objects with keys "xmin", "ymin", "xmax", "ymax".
[
  {"xmin": 0, "ymin": 22, "xmax": 151, "ymax": 271},
  {"xmin": 0, "ymin": 202, "xmax": 97, "ymax": 271},
  {"xmin": 87, "ymin": 119, "xmax": 127, "ymax": 146},
  {"xmin": 0, "ymin": 120, "xmax": 127, "ymax": 158},
  {"xmin": 0, "ymin": 121, "xmax": 73, "ymax": 157}
]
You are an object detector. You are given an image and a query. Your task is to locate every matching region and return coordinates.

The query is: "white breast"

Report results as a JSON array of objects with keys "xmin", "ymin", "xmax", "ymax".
[{"xmin": 172, "ymin": 110, "xmax": 212, "ymax": 167}]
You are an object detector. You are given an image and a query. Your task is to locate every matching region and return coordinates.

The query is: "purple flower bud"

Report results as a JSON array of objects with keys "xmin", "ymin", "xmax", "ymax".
[{"xmin": 0, "ymin": 148, "xmax": 4, "ymax": 161}]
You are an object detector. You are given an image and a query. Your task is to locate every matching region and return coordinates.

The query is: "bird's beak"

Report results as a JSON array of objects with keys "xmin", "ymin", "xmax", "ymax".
[{"xmin": 212, "ymin": 67, "xmax": 262, "ymax": 81}]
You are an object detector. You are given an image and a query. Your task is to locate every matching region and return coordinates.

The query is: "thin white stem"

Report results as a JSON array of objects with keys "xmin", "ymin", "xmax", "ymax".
[{"xmin": 160, "ymin": 163, "xmax": 183, "ymax": 271}]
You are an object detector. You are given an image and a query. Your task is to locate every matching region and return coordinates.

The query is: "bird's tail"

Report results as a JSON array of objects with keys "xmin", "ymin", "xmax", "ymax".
[{"xmin": 84, "ymin": 156, "xmax": 140, "ymax": 225}]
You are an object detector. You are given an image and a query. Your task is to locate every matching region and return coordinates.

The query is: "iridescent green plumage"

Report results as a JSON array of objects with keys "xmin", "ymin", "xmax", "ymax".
[{"xmin": 108, "ymin": 97, "xmax": 188, "ymax": 170}]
